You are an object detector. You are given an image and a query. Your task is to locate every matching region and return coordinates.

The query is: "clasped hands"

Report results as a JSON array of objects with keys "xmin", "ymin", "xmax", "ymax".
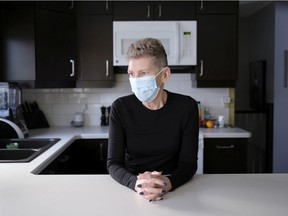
[{"xmin": 134, "ymin": 171, "xmax": 172, "ymax": 202}]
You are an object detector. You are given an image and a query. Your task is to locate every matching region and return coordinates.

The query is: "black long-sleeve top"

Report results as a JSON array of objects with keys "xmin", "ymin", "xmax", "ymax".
[{"xmin": 107, "ymin": 90, "xmax": 199, "ymax": 191}]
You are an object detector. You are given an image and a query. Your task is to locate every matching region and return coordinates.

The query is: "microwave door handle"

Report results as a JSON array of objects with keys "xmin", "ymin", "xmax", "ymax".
[{"xmin": 175, "ymin": 22, "xmax": 180, "ymax": 65}]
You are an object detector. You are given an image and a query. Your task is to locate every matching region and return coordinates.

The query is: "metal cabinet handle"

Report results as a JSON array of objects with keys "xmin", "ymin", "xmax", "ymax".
[
  {"xmin": 106, "ymin": 60, "xmax": 109, "ymax": 77},
  {"xmin": 99, "ymin": 143, "xmax": 104, "ymax": 161},
  {"xmin": 70, "ymin": 59, "xmax": 75, "ymax": 77},
  {"xmin": 216, "ymin": 144, "xmax": 235, "ymax": 149},
  {"xmin": 199, "ymin": 60, "xmax": 204, "ymax": 77},
  {"xmin": 200, "ymin": 0, "xmax": 204, "ymax": 10},
  {"xmin": 106, "ymin": 0, "xmax": 109, "ymax": 11},
  {"xmin": 147, "ymin": 5, "xmax": 150, "ymax": 18},
  {"xmin": 69, "ymin": 0, "xmax": 74, "ymax": 10},
  {"xmin": 158, "ymin": 4, "xmax": 162, "ymax": 18}
]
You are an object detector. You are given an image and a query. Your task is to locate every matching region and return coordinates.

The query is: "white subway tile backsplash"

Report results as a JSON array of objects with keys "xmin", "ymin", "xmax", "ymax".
[
  {"xmin": 86, "ymin": 94, "xmax": 101, "ymax": 104},
  {"xmin": 84, "ymin": 87, "xmax": 115, "ymax": 93},
  {"xmin": 52, "ymin": 104, "xmax": 86, "ymax": 115},
  {"xmin": 85, "ymin": 114, "xmax": 101, "ymax": 126},
  {"xmin": 86, "ymin": 104, "xmax": 102, "ymax": 115},
  {"xmin": 36, "ymin": 93, "xmax": 55, "ymax": 104},
  {"xmin": 46, "ymin": 114, "xmax": 70, "ymax": 126},
  {"xmin": 100, "ymin": 93, "xmax": 121, "ymax": 104},
  {"xmin": 22, "ymin": 74, "xmax": 231, "ymax": 126},
  {"xmin": 67, "ymin": 93, "xmax": 87, "ymax": 104}
]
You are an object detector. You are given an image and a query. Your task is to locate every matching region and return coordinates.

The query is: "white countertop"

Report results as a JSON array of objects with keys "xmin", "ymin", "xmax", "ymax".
[
  {"xmin": 200, "ymin": 127, "xmax": 251, "ymax": 138},
  {"xmin": 0, "ymin": 126, "xmax": 251, "ymax": 175},
  {"xmin": 2, "ymin": 126, "xmax": 286, "ymax": 216},
  {"xmin": 27, "ymin": 126, "xmax": 251, "ymax": 139},
  {"xmin": 0, "ymin": 173, "xmax": 287, "ymax": 216}
]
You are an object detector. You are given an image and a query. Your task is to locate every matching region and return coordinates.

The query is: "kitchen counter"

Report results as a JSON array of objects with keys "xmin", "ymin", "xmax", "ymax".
[
  {"xmin": 27, "ymin": 126, "xmax": 251, "ymax": 139},
  {"xmin": 3, "ymin": 126, "xmax": 286, "ymax": 216},
  {"xmin": 201, "ymin": 127, "xmax": 251, "ymax": 138},
  {"xmin": 1, "ymin": 173, "xmax": 287, "ymax": 216},
  {"xmin": 0, "ymin": 126, "xmax": 251, "ymax": 175}
]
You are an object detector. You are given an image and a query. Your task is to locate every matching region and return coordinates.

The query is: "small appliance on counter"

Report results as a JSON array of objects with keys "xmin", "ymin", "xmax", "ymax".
[
  {"xmin": 71, "ymin": 112, "xmax": 84, "ymax": 127},
  {"xmin": 0, "ymin": 82, "xmax": 22, "ymax": 119},
  {"xmin": 0, "ymin": 82, "xmax": 29, "ymax": 138}
]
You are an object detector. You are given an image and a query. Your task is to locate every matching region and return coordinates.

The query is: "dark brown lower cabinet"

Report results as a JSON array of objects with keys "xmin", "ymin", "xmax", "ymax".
[
  {"xmin": 39, "ymin": 139, "xmax": 108, "ymax": 175},
  {"xmin": 204, "ymin": 138, "xmax": 247, "ymax": 174}
]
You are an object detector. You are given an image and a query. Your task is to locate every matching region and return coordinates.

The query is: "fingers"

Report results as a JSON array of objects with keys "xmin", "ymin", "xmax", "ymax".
[
  {"xmin": 136, "ymin": 177, "xmax": 167, "ymax": 188},
  {"xmin": 135, "ymin": 171, "xmax": 170, "ymax": 202},
  {"xmin": 138, "ymin": 187, "xmax": 165, "ymax": 202},
  {"xmin": 151, "ymin": 171, "xmax": 162, "ymax": 176},
  {"xmin": 137, "ymin": 171, "xmax": 162, "ymax": 179},
  {"xmin": 143, "ymin": 193, "xmax": 164, "ymax": 202}
]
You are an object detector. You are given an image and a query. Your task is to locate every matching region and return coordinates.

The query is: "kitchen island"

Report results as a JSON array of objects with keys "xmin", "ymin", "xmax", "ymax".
[
  {"xmin": 1, "ymin": 172, "xmax": 287, "ymax": 216},
  {"xmin": 6, "ymin": 126, "xmax": 282, "ymax": 216}
]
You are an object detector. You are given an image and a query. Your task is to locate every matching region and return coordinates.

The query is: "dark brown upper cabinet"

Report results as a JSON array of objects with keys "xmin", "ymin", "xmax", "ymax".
[
  {"xmin": 196, "ymin": 1, "xmax": 238, "ymax": 14},
  {"xmin": 0, "ymin": 2, "xmax": 77, "ymax": 88},
  {"xmin": 35, "ymin": 1, "xmax": 76, "ymax": 13},
  {"xmin": 76, "ymin": 1, "xmax": 112, "ymax": 14},
  {"xmin": 35, "ymin": 8, "xmax": 77, "ymax": 88},
  {"xmin": 196, "ymin": 1, "xmax": 239, "ymax": 87},
  {"xmin": 76, "ymin": 2, "xmax": 113, "ymax": 88},
  {"xmin": 113, "ymin": 1, "xmax": 195, "ymax": 21}
]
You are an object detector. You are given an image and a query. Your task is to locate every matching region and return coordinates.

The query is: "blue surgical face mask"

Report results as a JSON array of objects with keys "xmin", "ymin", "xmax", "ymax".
[{"xmin": 129, "ymin": 68, "xmax": 165, "ymax": 102}]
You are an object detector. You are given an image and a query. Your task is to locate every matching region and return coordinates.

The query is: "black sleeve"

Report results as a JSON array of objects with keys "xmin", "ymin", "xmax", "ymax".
[
  {"xmin": 107, "ymin": 100, "xmax": 137, "ymax": 191},
  {"xmin": 167, "ymin": 97, "xmax": 199, "ymax": 190}
]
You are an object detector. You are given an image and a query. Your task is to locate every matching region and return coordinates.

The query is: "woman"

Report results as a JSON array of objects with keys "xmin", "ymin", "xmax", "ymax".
[{"xmin": 107, "ymin": 38, "xmax": 199, "ymax": 202}]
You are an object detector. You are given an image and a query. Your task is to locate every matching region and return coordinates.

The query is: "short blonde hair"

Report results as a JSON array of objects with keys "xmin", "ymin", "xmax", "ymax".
[{"xmin": 127, "ymin": 38, "xmax": 168, "ymax": 69}]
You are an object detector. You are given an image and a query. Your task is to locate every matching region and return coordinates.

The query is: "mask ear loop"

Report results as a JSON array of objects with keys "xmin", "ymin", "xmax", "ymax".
[
  {"xmin": 155, "ymin": 67, "xmax": 166, "ymax": 88},
  {"xmin": 155, "ymin": 67, "xmax": 166, "ymax": 77}
]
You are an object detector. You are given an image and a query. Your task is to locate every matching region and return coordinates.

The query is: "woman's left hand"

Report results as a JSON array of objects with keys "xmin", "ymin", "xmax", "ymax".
[{"xmin": 134, "ymin": 171, "xmax": 172, "ymax": 202}]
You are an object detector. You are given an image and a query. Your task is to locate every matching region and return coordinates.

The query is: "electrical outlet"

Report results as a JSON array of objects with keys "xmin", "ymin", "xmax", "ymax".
[{"xmin": 222, "ymin": 96, "xmax": 230, "ymax": 104}]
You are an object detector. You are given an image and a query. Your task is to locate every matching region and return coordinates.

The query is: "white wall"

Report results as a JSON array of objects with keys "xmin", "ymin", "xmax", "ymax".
[{"xmin": 22, "ymin": 74, "xmax": 230, "ymax": 127}]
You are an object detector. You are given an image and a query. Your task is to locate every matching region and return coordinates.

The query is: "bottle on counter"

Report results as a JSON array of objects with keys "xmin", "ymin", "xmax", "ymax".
[{"xmin": 218, "ymin": 115, "xmax": 224, "ymax": 128}]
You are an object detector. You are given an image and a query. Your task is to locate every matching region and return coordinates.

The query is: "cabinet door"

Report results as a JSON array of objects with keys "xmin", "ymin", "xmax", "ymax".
[
  {"xmin": 113, "ymin": 1, "xmax": 195, "ymax": 21},
  {"xmin": 39, "ymin": 139, "xmax": 108, "ymax": 175},
  {"xmin": 204, "ymin": 138, "xmax": 247, "ymax": 174},
  {"xmin": 196, "ymin": 1, "xmax": 238, "ymax": 14},
  {"xmin": 35, "ymin": 1, "xmax": 76, "ymax": 13},
  {"xmin": 77, "ymin": 1, "xmax": 112, "ymax": 14},
  {"xmin": 35, "ymin": 8, "xmax": 77, "ymax": 87},
  {"xmin": 77, "ymin": 15, "xmax": 113, "ymax": 87},
  {"xmin": 0, "ymin": 2, "xmax": 35, "ymax": 82},
  {"xmin": 196, "ymin": 14, "xmax": 238, "ymax": 87},
  {"xmin": 154, "ymin": 1, "xmax": 195, "ymax": 20},
  {"xmin": 113, "ymin": 1, "xmax": 154, "ymax": 21}
]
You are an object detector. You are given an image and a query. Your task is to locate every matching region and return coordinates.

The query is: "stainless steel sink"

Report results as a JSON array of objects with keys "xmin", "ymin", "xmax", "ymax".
[{"xmin": 0, "ymin": 138, "xmax": 60, "ymax": 163}]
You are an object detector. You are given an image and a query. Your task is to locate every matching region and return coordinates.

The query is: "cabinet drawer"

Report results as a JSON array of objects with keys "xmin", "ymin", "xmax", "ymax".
[{"xmin": 204, "ymin": 138, "xmax": 247, "ymax": 174}]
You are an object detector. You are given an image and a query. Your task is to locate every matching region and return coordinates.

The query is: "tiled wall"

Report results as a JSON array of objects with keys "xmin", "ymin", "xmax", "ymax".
[{"xmin": 22, "ymin": 74, "xmax": 231, "ymax": 126}]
